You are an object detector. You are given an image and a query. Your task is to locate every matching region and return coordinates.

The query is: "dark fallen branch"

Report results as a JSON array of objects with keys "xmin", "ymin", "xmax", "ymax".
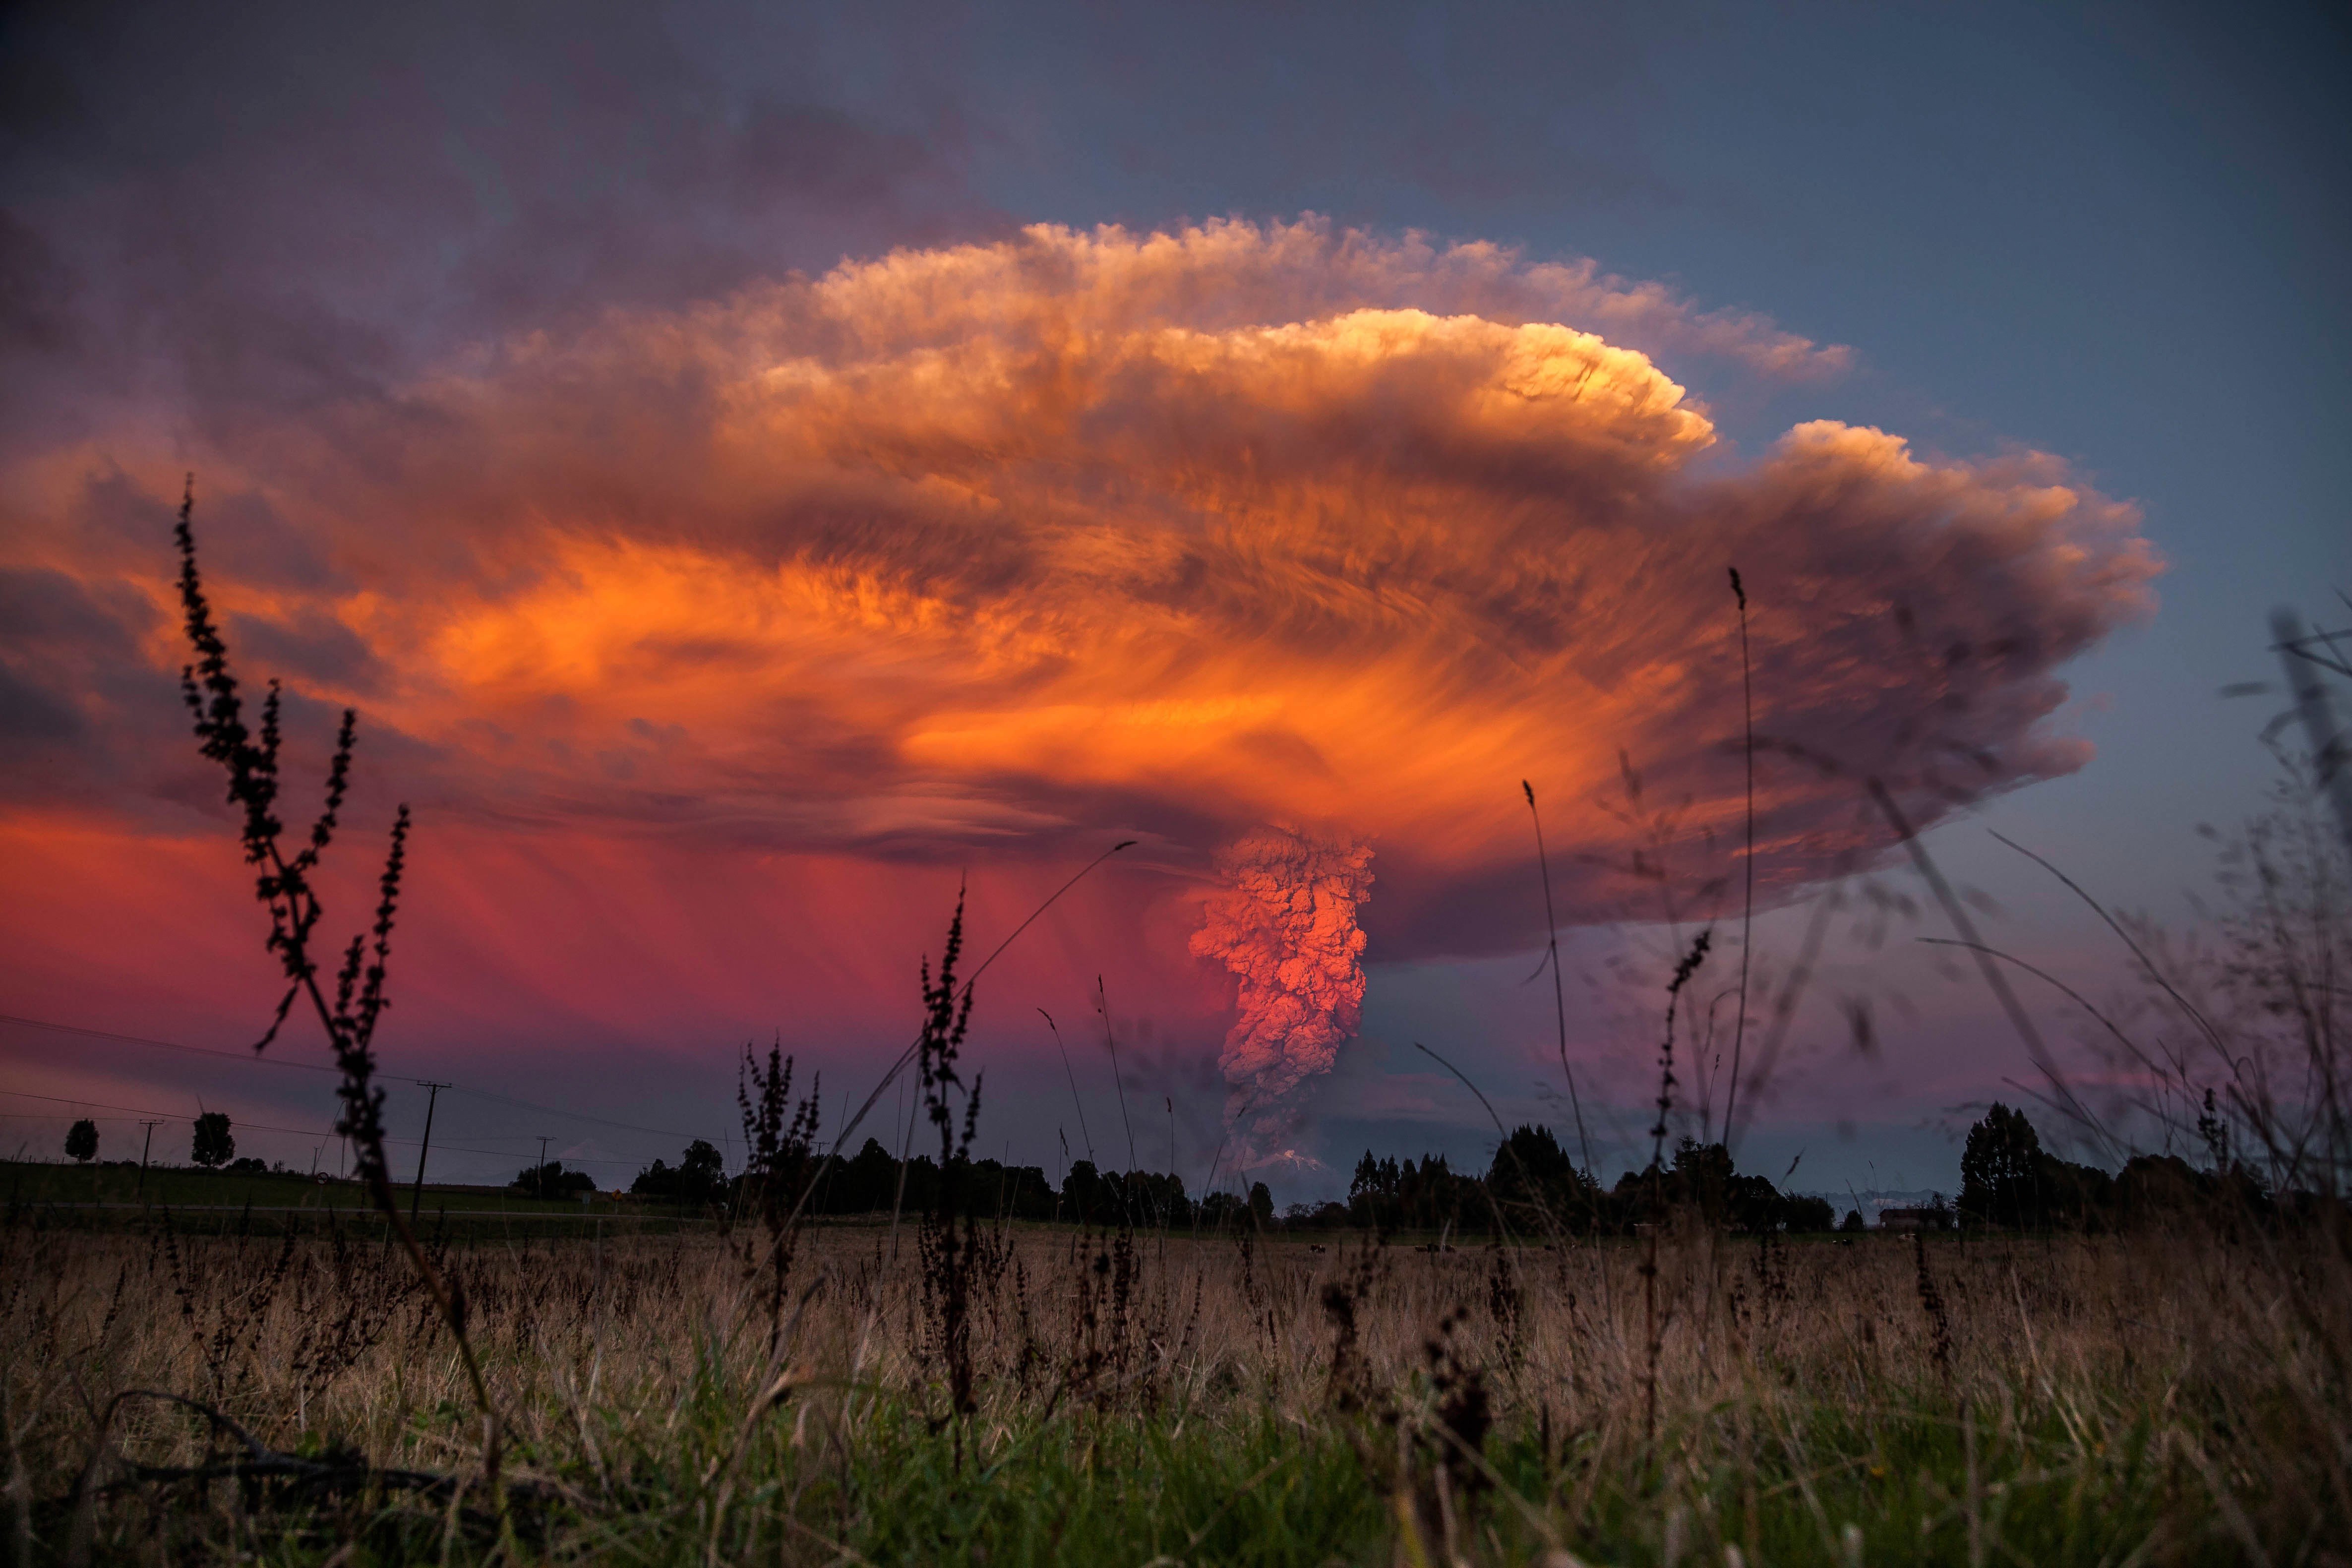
[{"xmin": 74, "ymin": 1389, "xmax": 552, "ymax": 1529}]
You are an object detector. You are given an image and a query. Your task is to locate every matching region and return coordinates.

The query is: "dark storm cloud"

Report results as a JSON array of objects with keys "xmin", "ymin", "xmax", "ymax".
[
  {"xmin": 0, "ymin": 563, "xmax": 165, "ymax": 799},
  {"xmin": 0, "ymin": 0, "xmax": 995, "ymax": 442}
]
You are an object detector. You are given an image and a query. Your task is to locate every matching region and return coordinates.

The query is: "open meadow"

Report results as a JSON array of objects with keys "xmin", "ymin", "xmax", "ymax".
[{"xmin": 6, "ymin": 1196, "xmax": 2346, "ymax": 1565}]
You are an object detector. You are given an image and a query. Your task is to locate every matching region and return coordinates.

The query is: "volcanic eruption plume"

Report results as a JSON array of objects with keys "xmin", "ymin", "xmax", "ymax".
[
  {"xmin": 0, "ymin": 220, "xmax": 2163, "ymax": 1071},
  {"xmin": 1189, "ymin": 825, "xmax": 1377, "ymax": 1165}
]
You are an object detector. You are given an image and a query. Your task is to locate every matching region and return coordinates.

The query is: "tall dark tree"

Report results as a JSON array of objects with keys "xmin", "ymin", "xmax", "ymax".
[
  {"xmin": 1671, "ymin": 1137, "xmax": 1737, "ymax": 1222},
  {"xmin": 630, "ymin": 1138, "xmax": 728, "ymax": 1204},
  {"xmin": 191, "ymin": 1111, "xmax": 235, "ymax": 1169},
  {"xmin": 511, "ymin": 1160, "xmax": 594, "ymax": 1196},
  {"xmin": 1062, "ymin": 1158, "xmax": 1110, "ymax": 1225},
  {"xmin": 1781, "ymin": 1194, "xmax": 1837, "ymax": 1232},
  {"xmin": 65, "ymin": 1118, "xmax": 98, "ymax": 1164},
  {"xmin": 679, "ymin": 1137, "xmax": 725, "ymax": 1196},
  {"xmin": 1961, "ymin": 1103, "xmax": 2045, "ymax": 1227},
  {"xmin": 1487, "ymin": 1124, "xmax": 1600, "ymax": 1231}
]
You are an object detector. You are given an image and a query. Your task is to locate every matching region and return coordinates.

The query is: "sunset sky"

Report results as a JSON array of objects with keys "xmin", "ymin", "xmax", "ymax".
[{"xmin": 1, "ymin": 1, "xmax": 2345, "ymax": 1201}]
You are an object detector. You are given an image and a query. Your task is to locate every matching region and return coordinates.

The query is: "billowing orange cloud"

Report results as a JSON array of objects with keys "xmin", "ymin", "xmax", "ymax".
[{"xmin": 3, "ymin": 218, "xmax": 2157, "ymax": 992}]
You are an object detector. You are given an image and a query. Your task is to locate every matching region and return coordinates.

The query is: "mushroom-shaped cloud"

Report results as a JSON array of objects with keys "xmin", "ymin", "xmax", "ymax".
[{"xmin": 20, "ymin": 219, "xmax": 2159, "ymax": 1109}]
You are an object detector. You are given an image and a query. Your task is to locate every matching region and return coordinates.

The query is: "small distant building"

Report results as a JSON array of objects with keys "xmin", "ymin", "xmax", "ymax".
[{"xmin": 1878, "ymin": 1206, "xmax": 1950, "ymax": 1233}]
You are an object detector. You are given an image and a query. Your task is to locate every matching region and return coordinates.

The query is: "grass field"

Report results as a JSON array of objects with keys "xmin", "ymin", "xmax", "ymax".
[{"xmin": 6, "ymin": 1202, "xmax": 2343, "ymax": 1565}]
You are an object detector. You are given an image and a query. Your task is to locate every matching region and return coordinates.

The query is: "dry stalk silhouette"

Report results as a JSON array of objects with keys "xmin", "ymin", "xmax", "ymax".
[
  {"xmin": 171, "ymin": 481, "xmax": 507, "ymax": 1494},
  {"xmin": 1722, "ymin": 565, "xmax": 1756, "ymax": 1149},
  {"xmin": 1644, "ymin": 928, "xmax": 1711, "ymax": 1448}
]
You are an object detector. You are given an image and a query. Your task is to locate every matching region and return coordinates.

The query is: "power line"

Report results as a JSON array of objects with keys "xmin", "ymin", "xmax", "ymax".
[
  {"xmin": 432, "ymin": 1082, "xmax": 715, "ymax": 1143},
  {"xmin": 0, "ymin": 1013, "xmax": 340, "ymax": 1073}
]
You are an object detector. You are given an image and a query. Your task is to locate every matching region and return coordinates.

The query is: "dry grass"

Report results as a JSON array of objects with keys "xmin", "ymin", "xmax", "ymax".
[{"xmin": 6, "ymin": 1207, "xmax": 2344, "ymax": 1564}]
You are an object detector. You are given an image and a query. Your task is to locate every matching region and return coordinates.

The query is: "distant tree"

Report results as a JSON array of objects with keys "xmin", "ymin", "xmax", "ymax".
[
  {"xmin": 1781, "ymin": 1194, "xmax": 1836, "ymax": 1232},
  {"xmin": 2116, "ymin": 1153, "xmax": 2207, "ymax": 1221},
  {"xmin": 1347, "ymin": 1150, "xmax": 1486, "ymax": 1234},
  {"xmin": 631, "ymin": 1138, "xmax": 728, "ymax": 1205},
  {"xmin": 2037, "ymin": 1152, "xmax": 2117, "ymax": 1229},
  {"xmin": 679, "ymin": 1137, "xmax": 724, "ymax": 1193},
  {"xmin": 65, "ymin": 1119, "xmax": 98, "ymax": 1164},
  {"xmin": 1839, "ymin": 1208, "xmax": 1867, "ymax": 1234},
  {"xmin": 1248, "ymin": 1180, "xmax": 1275, "ymax": 1230},
  {"xmin": 835, "ymin": 1137, "xmax": 901, "ymax": 1212},
  {"xmin": 1198, "ymin": 1190, "xmax": 1249, "ymax": 1228},
  {"xmin": 1062, "ymin": 1158, "xmax": 1111, "ymax": 1224},
  {"xmin": 227, "ymin": 1156, "xmax": 268, "ymax": 1173},
  {"xmin": 1960, "ymin": 1103, "xmax": 2045, "ymax": 1226},
  {"xmin": 511, "ymin": 1160, "xmax": 595, "ymax": 1197},
  {"xmin": 1348, "ymin": 1150, "xmax": 1400, "ymax": 1228},
  {"xmin": 1487, "ymin": 1124, "xmax": 1601, "ymax": 1231},
  {"xmin": 1671, "ymin": 1137, "xmax": 1737, "ymax": 1221},
  {"xmin": 191, "ymin": 1112, "xmax": 234, "ymax": 1169}
]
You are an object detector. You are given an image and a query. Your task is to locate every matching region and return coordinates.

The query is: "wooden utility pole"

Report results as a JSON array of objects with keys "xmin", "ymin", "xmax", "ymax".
[
  {"xmin": 409, "ymin": 1081, "xmax": 449, "ymax": 1222},
  {"xmin": 537, "ymin": 1135, "xmax": 551, "ymax": 1199},
  {"xmin": 136, "ymin": 1119, "xmax": 164, "ymax": 1200}
]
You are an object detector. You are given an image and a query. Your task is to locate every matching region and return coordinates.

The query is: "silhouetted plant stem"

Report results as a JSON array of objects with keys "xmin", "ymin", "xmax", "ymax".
[
  {"xmin": 1522, "ymin": 781, "xmax": 1594, "ymax": 1187},
  {"xmin": 1411, "ymin": 1040, "xmax": 1564, "ymax": 1252},
  {"xmin": 913, "ymin": 891, "xmax": 983, "ymax": 1456},
  {"xmin": 1989, "ymin": 829, "xmax": 2229, "ymax": 1056},
  {"xmin": 782, "ymin": 840, "xmax": 1135, "ymax": 1234},
  {"xmin": 1040, "ymin": 1008, "xmax": 1096, "ymax": 1166},
  {"xmin": 1195, "ymin": 1087, "xmax": 1259, "ymax": 1236},
  {"xmin": 1646, "ymin": 928, "xmax": 1712, "ymax": 1449},
  {"xmin": 172, "ymin": 482, "xmax": 505, "ymax": 1493},
  {"xmin": 1868, "ymin": 779, "xmax": 2104, "ymax": 1146},
  {"xmin": 1096, "ymin": 975, "xmax": 1142, "ymax": 1223},
  {"xmin": 1723, "ymin": 567, "xmax": 1755, "ymax": 1148},
  {"xmin": 737, "ymin": 1040, "xmax": 821, "ymax": 1357}
]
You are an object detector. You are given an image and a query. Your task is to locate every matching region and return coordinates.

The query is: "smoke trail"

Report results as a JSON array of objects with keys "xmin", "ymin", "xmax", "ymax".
[{"xmin": 1189, "ymin": 824, "xmax": 1376, "ymax": 1165}]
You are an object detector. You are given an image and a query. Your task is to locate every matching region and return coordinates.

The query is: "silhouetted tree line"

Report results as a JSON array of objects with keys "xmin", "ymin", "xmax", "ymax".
[
  {"xmin": 614, "ymin": 1121, "xmax": 1846, "ymax": 1234},
  {"xmin": 1958, "ymin": 1101, "xmax": 2302, "ymax": 1232},
  {"xmin": 612, "ymin": 1100, "xmax": 2338, "ymax": 1233},
  {"xmin": 510, "ymin": 1160, "xmax": 597, "ymax": 1197},
  {"xmin": 1342, "ymin": 1127, "xmax": 1836, "ymax": 1237},
  {"xmin": 627, "ymin": 1136, "xmax": 1191, "ymax": 1225}
]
